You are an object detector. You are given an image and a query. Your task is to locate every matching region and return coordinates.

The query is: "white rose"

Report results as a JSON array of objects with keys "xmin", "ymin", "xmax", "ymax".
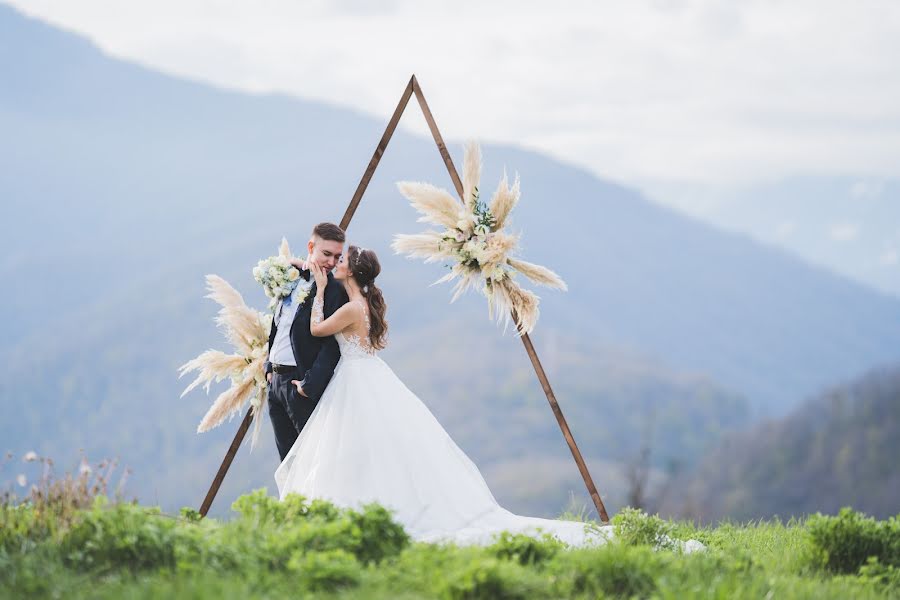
[
  {"xmin": 474, "ymin": 224, "xmax": 489, "ymax": 236},
  {"xmin": 287, "ymin": 267, "xmax": 300, "ymax": 281},
  {"xmin": 464, "ymin": 239, "xmax": 484, "ymax": 257},
  {"xmin": 268, "ymin": 266, "xmax": 279, "ymax": 278},
  {"xmin": 252, "ymin": 266, "xmax": 263, "ymax": 279}
]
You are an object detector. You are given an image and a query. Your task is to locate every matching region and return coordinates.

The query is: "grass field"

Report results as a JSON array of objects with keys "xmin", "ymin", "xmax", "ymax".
[{"xmin": 2, "ymin": 459, "xmax": 899, "ymax": 599}]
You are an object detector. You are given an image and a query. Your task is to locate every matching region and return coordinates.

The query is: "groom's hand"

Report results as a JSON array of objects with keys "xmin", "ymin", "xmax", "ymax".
[
  {"xmin": 267, "ymin": 373, "xmax": 272, "ymax": 384},
  {"xmin": 290, "ymin": 379, "xmax": 309, "ymax": 397}
]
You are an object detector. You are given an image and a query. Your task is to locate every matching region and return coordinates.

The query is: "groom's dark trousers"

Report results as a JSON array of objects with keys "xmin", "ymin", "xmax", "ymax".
[{"xmin": 268, "ymin": 366, "xmax": 316, "ymax": 461}]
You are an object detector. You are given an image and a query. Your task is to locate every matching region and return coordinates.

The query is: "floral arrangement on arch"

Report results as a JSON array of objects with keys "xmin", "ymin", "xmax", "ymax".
[
  {"xmin": 178, "ymin": 239, "xmax": 295, "ymax": 448},
  {"xmin": 392, "ymin": 142, "xmax": 566, "ymax": 335}
]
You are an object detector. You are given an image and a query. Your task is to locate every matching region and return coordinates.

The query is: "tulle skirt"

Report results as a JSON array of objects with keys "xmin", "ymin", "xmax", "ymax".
[{"xmin": 275, "ymin": 354, "xmax": 610, "ymax": 546}]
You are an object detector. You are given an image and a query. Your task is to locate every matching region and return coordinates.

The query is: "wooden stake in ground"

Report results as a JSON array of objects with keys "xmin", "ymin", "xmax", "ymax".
[{"xmin": 198, "ymin": 74, "xmax": 610, "ymax": 523}]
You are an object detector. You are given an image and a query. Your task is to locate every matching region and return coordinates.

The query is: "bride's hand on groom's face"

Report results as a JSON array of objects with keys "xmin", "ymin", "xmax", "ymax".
[
  {"xmin": 290, "ymin": 380, "xmax": 308, "ymax": 397},
  {"xmin": 310, "ymin": 262, "xmax": 328, "ymax": 289},
  {"xmin": 289, "ymin": 257, "xmax": 307, "ymax": 270}
]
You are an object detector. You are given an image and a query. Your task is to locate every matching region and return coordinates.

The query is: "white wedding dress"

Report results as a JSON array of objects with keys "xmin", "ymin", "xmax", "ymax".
[{"xmin": 275, "ymin": 300, "xmax": 611, "ymax": 546}]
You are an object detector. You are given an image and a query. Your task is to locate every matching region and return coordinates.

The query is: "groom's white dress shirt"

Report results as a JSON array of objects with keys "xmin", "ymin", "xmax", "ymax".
[{"xmin": 268, "ymin": 278, "xmax": 314, "ymax": 366}]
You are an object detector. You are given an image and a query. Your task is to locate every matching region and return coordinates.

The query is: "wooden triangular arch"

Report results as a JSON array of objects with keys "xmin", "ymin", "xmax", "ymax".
[{"xmin": 198, "ymin": 74, "xmax": 611, "ymax": 523}]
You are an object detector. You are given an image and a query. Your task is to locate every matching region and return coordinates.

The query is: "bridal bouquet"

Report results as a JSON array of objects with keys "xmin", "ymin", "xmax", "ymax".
[
  {"xmin": 392, "ymin": 142, "xmax": 566, "ymax": 335},
  {"xmin": 253, "ymin": 238, "xmax": 303, "ymax": 308}
]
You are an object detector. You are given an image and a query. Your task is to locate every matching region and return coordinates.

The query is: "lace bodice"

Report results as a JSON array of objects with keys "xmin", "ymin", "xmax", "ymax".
[
  {"xmin": 336, "ymin": 299, "xmax": 377, "ymax": 360},
  {"xmin": 312, "ymin": 296, "xmax": 376, "ymax": 359},
  {"xmin": 337, "ymin": 330, "xmax": 377, "ymax": 360}
]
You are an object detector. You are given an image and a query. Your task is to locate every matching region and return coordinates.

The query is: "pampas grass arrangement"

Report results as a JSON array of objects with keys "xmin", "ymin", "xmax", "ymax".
[
  {"xmin": 179, "ymin": 271, "xmax": 275, "ymax": 450},
  {"xmin": 392, "ymin": 142, "xmax": 566, "ymax": 335}
]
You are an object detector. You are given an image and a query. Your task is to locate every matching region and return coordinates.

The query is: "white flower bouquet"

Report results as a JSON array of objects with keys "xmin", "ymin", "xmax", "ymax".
[{"xmin": 253, "ymin": 238, "xmax": 302, "ymax": 307}]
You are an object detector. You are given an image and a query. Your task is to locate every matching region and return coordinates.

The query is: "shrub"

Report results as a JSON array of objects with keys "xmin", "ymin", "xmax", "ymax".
[
  {"xmin": 347, "ymin": 503, "xmax": 409, "ymax": 564},
  {"xmin": 441, "ymin": 554, "xmax": 551, "ymax": 600},
  {"xmin": 179, "ymin": 507, "xmax": 202, "ymax": 522},
  {"xmin": 612, "ymin": 507, "xmax": 676, "ymax": 549},
  {"xmin": 0, "ymin": 504, "xmax": 55, "ymax": 553},
  {"xmin": 287, "ymin": 548, "xmax": 361, "ymax": 592},
  {"xmin": 548, "ymin": 545, "xmax": 659, "ymax": 598},
  {"xmin": 0, "ymin": 547, "xmax": 89, "ymax": 598},
  {"xmin": 806, "ymin": 508, "xmax": 900, "ymax": 574},
  {"xmin": 1, "ymin": 453, "xmax": 130, "ymax": 552},
  {"xmin": 220, "ymin": 490, "xmax": 408, "ymax": 570},
  {"xmin": 489, "ymin": 531, "xmax": 564, "ymax": 566},
  {"xmin": 858, "ymin": 556, "xmax": 900, "ymax": 591},
  {"xmin": 230, "ymin": 489, "xmax": 312, "ymax": 526},
  {"xmin": 60, "ymin": 497, "xmax": 181, "ymax": 573}
]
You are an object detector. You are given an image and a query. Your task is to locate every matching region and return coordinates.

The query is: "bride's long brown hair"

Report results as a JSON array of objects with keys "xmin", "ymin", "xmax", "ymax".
[{"xmin": 348, "ymin": 245, "xmax": 388, "ymax": 350}]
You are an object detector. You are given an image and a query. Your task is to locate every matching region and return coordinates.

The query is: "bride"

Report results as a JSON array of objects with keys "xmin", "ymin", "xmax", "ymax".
[{"xmin": 274, "ymin": 245, "xmax": 610, "ymax": 546}]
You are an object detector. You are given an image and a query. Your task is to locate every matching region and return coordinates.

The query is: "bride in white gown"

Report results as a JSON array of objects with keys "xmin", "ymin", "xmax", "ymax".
[{"xmin": 275, "ymin": 245, "xmax": 610, "ymax": 546}]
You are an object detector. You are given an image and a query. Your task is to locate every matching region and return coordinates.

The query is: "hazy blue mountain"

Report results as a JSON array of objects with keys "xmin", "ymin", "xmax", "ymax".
[
  {"xmin": 3, "ymin": 4, "xmax": 900, "ymax": 516},
  {"xmin": 660, "ymin": 361, "xmax": 900, "ymax": 522}
]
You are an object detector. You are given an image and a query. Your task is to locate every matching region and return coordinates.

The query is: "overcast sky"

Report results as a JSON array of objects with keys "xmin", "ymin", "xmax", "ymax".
[{"xmin": 9, "ymin": 0, "xmax": 900, "ymax": 211}]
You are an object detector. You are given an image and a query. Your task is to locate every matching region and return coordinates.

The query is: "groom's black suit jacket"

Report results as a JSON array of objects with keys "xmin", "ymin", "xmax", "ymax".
[{"xmin": 264, "ymin": 269, "xmax": 349, "ymax": 402}]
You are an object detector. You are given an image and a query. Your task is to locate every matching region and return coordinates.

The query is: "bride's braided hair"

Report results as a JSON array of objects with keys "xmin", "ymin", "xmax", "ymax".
[{"xmin": 349, "ymin": 245, "xmax": 388, "ymax": 350}]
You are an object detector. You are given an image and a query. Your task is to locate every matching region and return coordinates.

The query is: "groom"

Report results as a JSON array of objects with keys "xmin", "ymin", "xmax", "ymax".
[{"xmin": 264, "ymin": 222, "xmax": 349, "ymax": 461}]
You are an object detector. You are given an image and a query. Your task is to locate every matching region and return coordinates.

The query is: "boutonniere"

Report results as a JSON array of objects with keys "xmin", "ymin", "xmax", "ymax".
[{"xmin": 294, "ymin": 286, "xmax": 311, "ymax": 306}]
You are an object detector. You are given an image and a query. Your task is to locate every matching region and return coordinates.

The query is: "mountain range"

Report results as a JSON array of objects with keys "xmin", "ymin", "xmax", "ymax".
[{"xmin": 659, "ymin": 361, "xmax": 900, "ymax": 522}]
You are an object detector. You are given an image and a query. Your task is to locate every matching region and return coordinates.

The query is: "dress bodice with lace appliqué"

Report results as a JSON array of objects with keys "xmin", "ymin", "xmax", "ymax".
[
  {"xmin": 336, "ymin": 329, "xmax": 376, "ymax": 360},
  {"xmin": 314, "ymin": 297, "xmax": 376, "ymax": 360}
]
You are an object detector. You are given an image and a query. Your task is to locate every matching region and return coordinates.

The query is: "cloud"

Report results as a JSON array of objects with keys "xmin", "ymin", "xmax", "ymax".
[
  {"xmin": 7, "ymin": 0, "xmax": 900, "ymax": 191},
  {"xmin": 850, "ymin": 179, "xmax": 885, "ymax": 201},
  {"xmin": 774, "ymin": 221, "xmax": 795, "ymax": 240},
  {"xmin": 829, "ymin": 223, "xmax": 861, "ymax": 242}
]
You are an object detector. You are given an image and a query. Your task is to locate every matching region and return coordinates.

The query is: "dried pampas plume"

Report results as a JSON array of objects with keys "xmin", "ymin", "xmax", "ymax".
[
  {"xmin": 392, "ymin": 142, "xmax": 566, "ymax": 335},
  {"xmin": 489, "ymin": 171, "xmax": 520, "ymax": 231},
  {"xmin": 279, "ymin": 236, "xmax": 291, "ymax": 258},
  {"xmin": 179, "ymin": 266, "xmax": 276, "ymax": 449},
  {"xmin": 397, "ymin": 182, "xmax": 460, "ymax": 229},
  {"xmin": 462, "ymin": 140, "xmax": 482, "ymax": 210}
]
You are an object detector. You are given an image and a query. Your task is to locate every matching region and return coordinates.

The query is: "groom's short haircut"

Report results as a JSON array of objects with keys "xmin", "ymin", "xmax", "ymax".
[{"xmin": 312, "ymin": 222, "xmax": 345, "ymax": 243}]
